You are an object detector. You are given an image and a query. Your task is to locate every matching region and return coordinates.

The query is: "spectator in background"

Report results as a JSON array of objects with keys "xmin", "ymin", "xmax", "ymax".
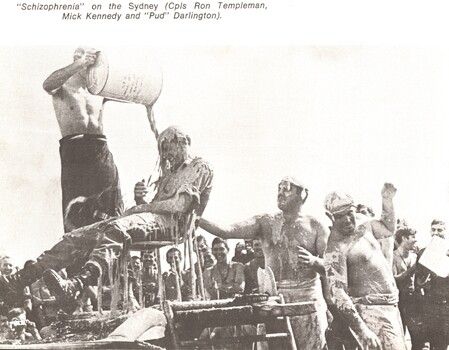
[
  {"xmin": 243, "ymin": 237, "xmax": 265, "ymax": 294},
  {"xmin": 231, "ymin": 242, "xmax": 248, "ymax": 264},
  {"xmin": 411, "ymin": 219, "xmax": 449, "ymax": 350},
  {"xmin": 163, "ymin": 248, "xmax": 186, "ymax": 302},
  {"xmin": 392, "ymin": 227, "xmax": 417, "ymax": 333},
  {"xmin": 0, "ymin": 256, "xmax": 14, "ymax": 276},
  {"xmin": 204, "ymin": 237, "xmax": 245, "ymax": 300},
  {"xmin": 244, "ymin": 239, "xmax": 255, "ymax": 263}
]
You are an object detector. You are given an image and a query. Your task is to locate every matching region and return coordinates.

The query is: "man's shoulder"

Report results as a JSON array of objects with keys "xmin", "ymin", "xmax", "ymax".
[{"xmin": 190, "ymin": 156, "xmax": 213, "ymax": 171}]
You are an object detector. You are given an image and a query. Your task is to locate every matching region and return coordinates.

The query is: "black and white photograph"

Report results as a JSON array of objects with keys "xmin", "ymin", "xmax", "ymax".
[{"xmin": 1, "ymin": 4, "xmax": 449, "ymax": 348}]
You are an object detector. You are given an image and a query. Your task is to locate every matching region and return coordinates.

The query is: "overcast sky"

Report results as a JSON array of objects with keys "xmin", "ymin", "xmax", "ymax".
[{"xmin": 1, "ymin": 46, "xmax": 449, "ymax": 267}]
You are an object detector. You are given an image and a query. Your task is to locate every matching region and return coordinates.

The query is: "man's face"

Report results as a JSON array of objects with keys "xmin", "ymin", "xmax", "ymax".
[
  {"xmin": 333, "ymin": 208, "xmax": 357, "ymax": 235},
  {"xmin": 143, "ymin": 252, "xmax": 155, "ymax": 268},
  {"xmin": 212, "ymin": 243, "xmax": 229, "ymax": 263},
  {"xmin": 277, "ymin": 180, "xmax": 301, "ymax": 211},
  {"xmin": 252, "ymin": 239, "xmax": 264, "ymax": 258},
  {"xmin": 0, "ymin": 259, "xmax": 13, "ymax": 275},
  {"xmin": 197, "ymin": 238, "xmax": 208, "ymax": 253},
  {"xmin": 245, "ymin": 240, "xmax": 254, "ymax": 254},
  {"xmin": 132, "ymin": 258, "xmax": 141, "ymax": 270},
  {"xmin": 167, "ymin": 251, "xmax": 182, "ymax": 267},
  {"xmin": 431, "ymin": 223, "xmax": 446, "ymax": 239},
  {"xmin": 404, "ymin": 234, "xmax": 417, "ymax": 250},
  {"xmin": 159, "ymin": 137, "xmax": 188, "ymax": 171},
  {"xmin": 203, "ymin": 252, "xmax": 216, "ymax": 269}
]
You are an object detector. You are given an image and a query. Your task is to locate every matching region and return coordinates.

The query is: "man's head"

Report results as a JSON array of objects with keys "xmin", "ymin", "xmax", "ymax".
[
  {"xmin": 202, "ymin": 248, "xmax": 216, "ymax": 269},
  {"xmin": 324, "ymin": 191, "xmax": 357, "ymax": 235},
  {"xmin": 277, "ymin": 176, "xmax": 308, "ymax": 212},
  {"xmin": 166, "ymin": 247, "xmax": 182, "ymax": 267},
  {"xmin": 0, "ymin": 256, "xmax": 14, "ymax": 276},
  {"xmin": 142, "ymin": 250, "xmax": 156, "ymax": 269},
  {"xmin": 131, "ymin": 256, "xmax": 141, "ymax": 271},
  {"xmin": 212, "ymin": 237, "xmax": 230, "ymax": 264},
  {"xmin": 430, "ymin": 219, "xmax": 446, "ymax": 239},
  {"xmin": 158, "ymin": 126, "xmax": 191, "ymax": 172},
  {"xmin": 252, "ymin": 237, "xmax": 264, "ymax": 259},
  {"xmin": 195, "ymin": 234, "xmax": 209, "ymax": 253},
  {"xmin": 395, "ymin": 227, "xmax": 417, "ymax": 250},
  {"xmin": 244, "ymin": 239, "xmax": 254, "ymax": 254}
]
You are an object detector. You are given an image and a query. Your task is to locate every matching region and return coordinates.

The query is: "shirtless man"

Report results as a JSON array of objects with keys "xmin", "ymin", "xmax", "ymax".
[
  {"xmin": 43, "ymin": 46, "xmax": 124, "ymax": 232},
  {"xmin": 200, "ymin": 176, "xmax": 329, "ymax": 350},
  {"xmin": 203, "ymin": 237, "xmax": 245, "ymax": 300},
  {"xmin": 324, "ymin": 183, "xmax": 407, "ymax": 350},
  {"xmin": 392, "ymin": 227, "xmax": 417, "ymax": 332}
]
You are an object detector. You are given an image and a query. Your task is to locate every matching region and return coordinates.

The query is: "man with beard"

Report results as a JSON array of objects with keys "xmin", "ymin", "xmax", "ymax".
[
  {"xmin": 199, "ymin": 176, "xmax": 329, "ymax": 350},
  {"xmin": 324, "ymin": 183, "xmax": 407, "ymax": 350},
  {"xmin": 0, "ymin": 126, "xmax": 213, "ymax": 307}
]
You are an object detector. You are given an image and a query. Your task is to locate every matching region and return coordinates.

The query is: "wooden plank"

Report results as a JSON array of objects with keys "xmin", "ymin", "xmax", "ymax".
[
  {"xmin": 0, "ymin": 340, "xmax": 160, "ymax": 349},
  {"xmin": 179, "ymin": 333, "xmax": 290, "ymax": 347},
  {"xmin": 254, "ymin": 300, "xmax": 317, "ymax": 317}
]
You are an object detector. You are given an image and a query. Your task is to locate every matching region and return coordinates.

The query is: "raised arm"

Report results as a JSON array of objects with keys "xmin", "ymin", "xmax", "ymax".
[
  {"xmin": 324, "ymin": 239, "xmax": 382, "ymax": 349},
  {"xmin": 199, "ymin": 216, "xmax": 261, "ymax": 240},
  {"xmin": 43, "ymin": 49, "xmax": 97, "ymax": 94},
  {"xmin": 370, "ymin": 183, "xmax": 397, "ymax": 240}
]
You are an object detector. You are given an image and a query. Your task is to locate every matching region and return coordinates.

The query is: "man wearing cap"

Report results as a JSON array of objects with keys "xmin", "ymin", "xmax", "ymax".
[
  {"xmin": 1, "ymin": 126, "xmax": 214, "ymax": 307},
  {"xmin": 199, "ymin": 176, "xmax": 329, "ymax": 350},
  {"xmin": 324, "ymin": 183, "xmax": 407, "ymax": 350}
]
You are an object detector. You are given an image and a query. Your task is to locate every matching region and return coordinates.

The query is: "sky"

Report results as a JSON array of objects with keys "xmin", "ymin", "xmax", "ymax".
[{"xmin": 1, "ymin": 46, "xmax": 449, "ymax": 268}]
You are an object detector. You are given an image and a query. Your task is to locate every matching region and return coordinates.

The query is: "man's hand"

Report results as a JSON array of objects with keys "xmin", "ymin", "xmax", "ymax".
[
  {"xmin": 75, "ymin": 48, "xmax": 98, "ymax": 68},
  {"xmin": 134, "ymin": 180, "xmax": 148, "ymax": 205},
  {"xmin": 297, "ymin": 246, "xmax": 317, "ymax": 268},
  {"xmin": 359, "ymin": 325, "xmax": 382, "ymax": 349},
  {"xmin": 381, "ymin": 182, "xmax": 397, "ymax": 200}
]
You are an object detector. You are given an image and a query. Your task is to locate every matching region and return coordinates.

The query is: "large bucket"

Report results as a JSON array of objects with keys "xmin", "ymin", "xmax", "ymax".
[{"xmin": 86, "ymin": 51, "xmax": 163, "ymax": 106}]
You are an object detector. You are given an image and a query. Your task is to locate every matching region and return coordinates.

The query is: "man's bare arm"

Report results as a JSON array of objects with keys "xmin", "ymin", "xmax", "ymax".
[
  {"xmin": 43, "ymin": 50, "xmax": 97, "ymax": 94},
  {"xmin": 199, "ymin": 216, "xmax": 261, "ymax": 240},
  {"xmin": 371, "ymin": 183, "xmax": 397, "ymax": 240},
  {"xmin": 43, "ymin": 61, "xmax": 85, "ymax": 94}
]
